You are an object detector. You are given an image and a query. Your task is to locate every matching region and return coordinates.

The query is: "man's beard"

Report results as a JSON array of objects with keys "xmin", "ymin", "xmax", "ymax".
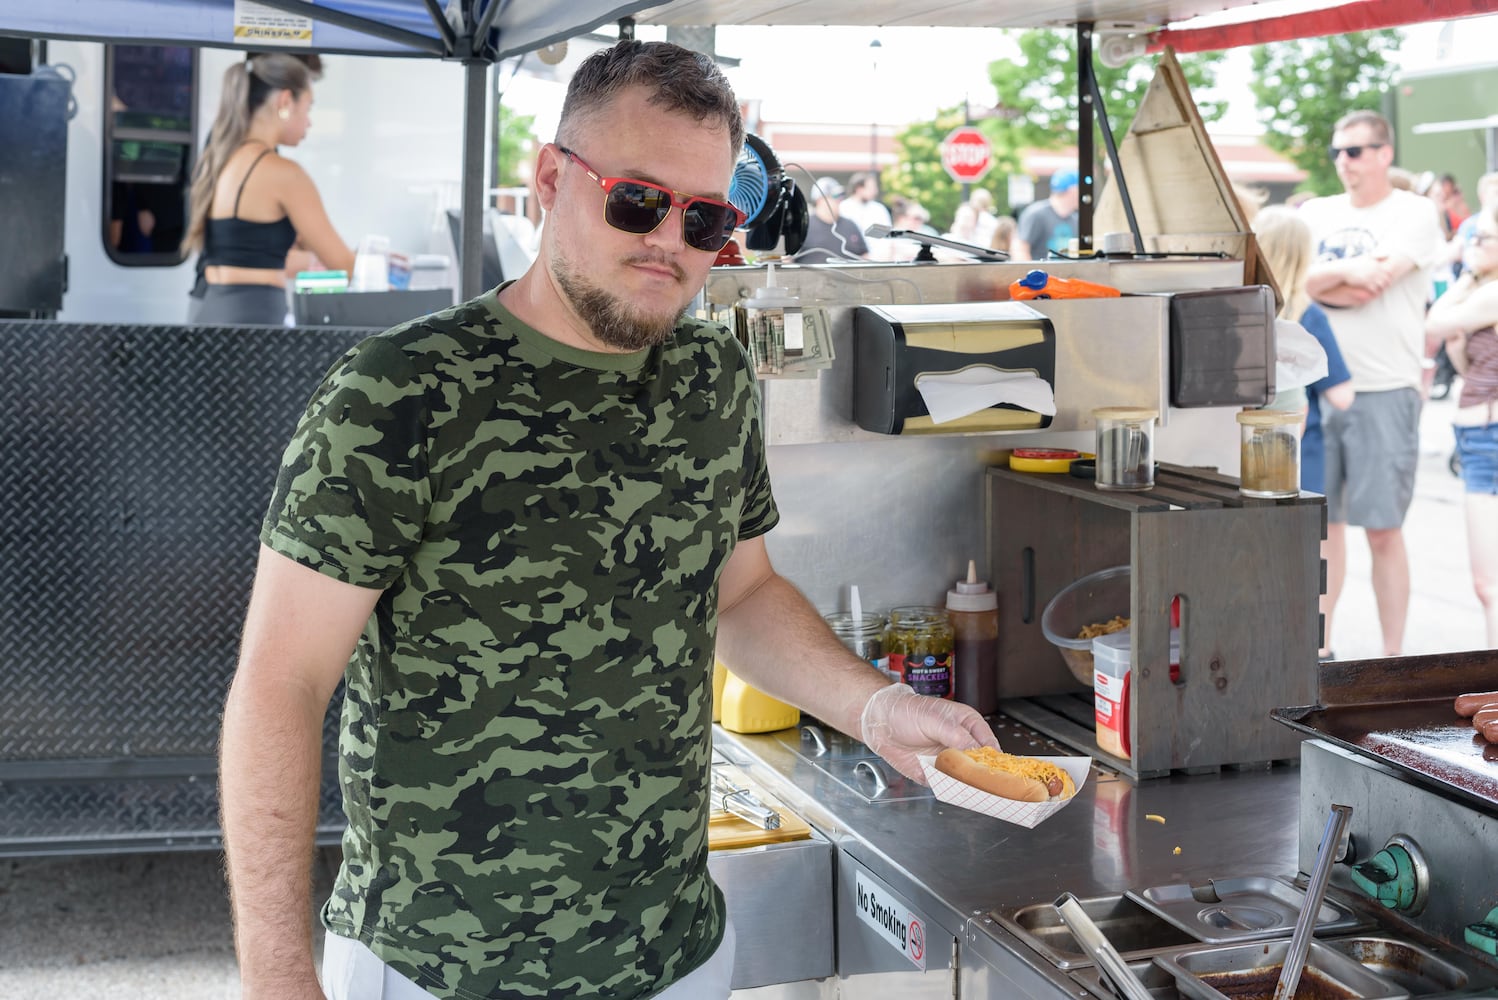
[{"xmin": 552, "ymin": 252, "xmax": 686, "ymax": 352}]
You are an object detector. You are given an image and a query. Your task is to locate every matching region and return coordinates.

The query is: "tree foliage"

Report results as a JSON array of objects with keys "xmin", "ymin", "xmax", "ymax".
[
  {"xmin": 987, "ymin": 30, "xmax": 1226, "ymax": 155},
  {"xmin": 1247, "ymin": 31, "xmax": 1402, "ymax": 196},
  {"xmin": 883, "ymin": 29, "xmax": 1226, "ymax": 232},
  {"xmin": 495, "ymin": 106, "xmax": 537, "ymax": 188}
]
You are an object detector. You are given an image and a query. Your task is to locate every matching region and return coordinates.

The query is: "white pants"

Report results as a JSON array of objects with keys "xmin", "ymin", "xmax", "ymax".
[{"xmin": 322, "ymin": 919, "xmax": 736, "ymax": 1000}]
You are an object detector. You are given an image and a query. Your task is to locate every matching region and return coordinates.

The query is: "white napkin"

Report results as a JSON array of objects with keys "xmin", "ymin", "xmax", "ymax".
[
  {"xmin": 914, "ymin": 366, "xmax": 1057, "ymax": 425},
  {"xmin": 1274, "ymin": 318, "xmax": 1329, "ymax": 391}
]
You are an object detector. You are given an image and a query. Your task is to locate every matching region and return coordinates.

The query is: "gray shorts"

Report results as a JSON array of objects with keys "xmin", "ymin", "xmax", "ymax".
[{"xmin": 1321, "ymin": 387, "xmax": 1421, "ymax": 529}]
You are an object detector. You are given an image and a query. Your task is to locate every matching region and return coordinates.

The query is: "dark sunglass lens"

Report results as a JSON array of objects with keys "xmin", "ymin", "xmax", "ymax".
[
  {"xmin": 606, "ymin": 181, "xmax": 671, "ymax": 234},
  {"xmin": 683, "ymin": 201, "xmax": 735, "ymax": 251}
]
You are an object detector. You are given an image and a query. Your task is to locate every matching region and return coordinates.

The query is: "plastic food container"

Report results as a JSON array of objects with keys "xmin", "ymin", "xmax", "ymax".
[
  {"xmin": 1092, "ymin": 628, "xmax": 1181, "ymax": 759},
  {"xmin": 1040, "ymin": 565, "xmax": 1131, "ymax": 686}
]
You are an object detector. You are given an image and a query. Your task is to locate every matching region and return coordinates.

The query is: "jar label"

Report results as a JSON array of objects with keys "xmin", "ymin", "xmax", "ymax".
[{"xmin": 893, "ymin": 652, "xmax": 954, "ymax": 699}]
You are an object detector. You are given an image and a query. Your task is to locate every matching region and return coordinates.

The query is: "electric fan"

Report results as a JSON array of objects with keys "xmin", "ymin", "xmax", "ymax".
[{"xmin": 728, "ymin": 133, "xmax": 807, "ymax": 255}]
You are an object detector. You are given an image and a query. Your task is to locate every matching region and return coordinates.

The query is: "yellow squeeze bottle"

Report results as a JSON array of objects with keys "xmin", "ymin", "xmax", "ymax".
[
  {"xmin": 712, "ymin": 660, "xmax": 728, "ymax": 723},
  {"xmin": 718, "ymin": 669, "xmax": 800, "ymax": 733}
]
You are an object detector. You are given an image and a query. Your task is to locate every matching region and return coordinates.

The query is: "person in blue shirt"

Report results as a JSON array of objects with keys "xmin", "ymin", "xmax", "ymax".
[
  {"xmin": 1255, "ymin": 206, "xmax": 1355, "ymax": 495},
  {"xmin": 1256, "ymin": 206, "xmax": 1354, "ymax": 659}
]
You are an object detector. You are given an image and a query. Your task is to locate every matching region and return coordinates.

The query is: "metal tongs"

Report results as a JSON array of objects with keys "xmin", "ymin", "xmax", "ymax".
[
  {"xmin": 711, "ymin": 770, "xmax": 781, "ymax": 830},
  {"xmin": 1273, "ymin": 803, "xmax": 1354, "ymax": 1000},
  {"xmin": 1054, "ymin": 892, "xmax": 1155, "ymax": 1000}
]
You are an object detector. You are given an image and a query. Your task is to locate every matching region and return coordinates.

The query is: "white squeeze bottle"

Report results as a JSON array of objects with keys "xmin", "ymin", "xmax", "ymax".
[{"xmin": 743, "ymin": 262, "xmax": 802, "ymax": 374}]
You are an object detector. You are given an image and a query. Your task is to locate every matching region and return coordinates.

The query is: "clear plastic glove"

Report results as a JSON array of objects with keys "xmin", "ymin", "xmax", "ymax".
[{"xmin": 859, "ymin": 683, "xmax": 1000, "ymax": 784}]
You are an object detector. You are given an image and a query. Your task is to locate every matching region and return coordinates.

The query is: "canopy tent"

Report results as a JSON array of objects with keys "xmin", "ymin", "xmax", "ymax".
[
  {"xmin": 0, "ymin": 0, "xmax": 654, "ymax": 59},
  {"xmin": 0, "ymin": 0, "xmax": 661, "ymax": 297}
]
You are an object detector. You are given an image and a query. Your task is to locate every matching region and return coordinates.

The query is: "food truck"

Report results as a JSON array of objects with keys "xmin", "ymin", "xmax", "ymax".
[{"xmin": 2, "ymin": 2, "xmax": 1497, "ymax": 997}]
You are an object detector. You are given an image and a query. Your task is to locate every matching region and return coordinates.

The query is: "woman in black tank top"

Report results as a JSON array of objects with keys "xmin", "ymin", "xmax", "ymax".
[{"xmin": 183, "ymin": 53, "xmax": 354, "ymax": 325}]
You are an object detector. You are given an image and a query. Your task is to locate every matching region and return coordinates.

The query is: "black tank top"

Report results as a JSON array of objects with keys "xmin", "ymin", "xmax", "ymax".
[{"xmin": 200, "ymin": 146, "xmax": 298, "ymax": 270}]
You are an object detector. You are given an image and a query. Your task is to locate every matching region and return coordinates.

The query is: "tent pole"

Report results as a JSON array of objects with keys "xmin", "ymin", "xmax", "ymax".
[{"xmin": 460, "ymin": 59, "xmax": 487, "ymax": 300}]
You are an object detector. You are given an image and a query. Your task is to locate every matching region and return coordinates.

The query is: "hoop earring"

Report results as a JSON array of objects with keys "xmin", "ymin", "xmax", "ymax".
[{"xmin": 278, "ymin": 108, "xmax": 290, "ymax": 121}]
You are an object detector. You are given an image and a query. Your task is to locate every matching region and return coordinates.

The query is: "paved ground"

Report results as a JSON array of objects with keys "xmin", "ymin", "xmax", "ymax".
[{"xmin": 0, "ymin": 391, "xmax": 1489, "ymax": 999}]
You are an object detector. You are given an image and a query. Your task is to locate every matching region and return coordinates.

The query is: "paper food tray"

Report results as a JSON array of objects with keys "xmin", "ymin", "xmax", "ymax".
[{"xmin": 919, "ymin": 753, "xmax": 1091, "ymax": 829}]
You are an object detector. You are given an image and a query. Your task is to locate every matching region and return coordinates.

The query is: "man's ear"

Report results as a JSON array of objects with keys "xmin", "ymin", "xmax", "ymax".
[{"xmin": 535, "ymin": 143, "xmax": 565, "ymax": 212}]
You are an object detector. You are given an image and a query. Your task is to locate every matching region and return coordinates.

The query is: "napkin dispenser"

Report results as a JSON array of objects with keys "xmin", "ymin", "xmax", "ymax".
[{"xmin": 853, "ymin": 302, "xmax": 1055, "ymax": 435}]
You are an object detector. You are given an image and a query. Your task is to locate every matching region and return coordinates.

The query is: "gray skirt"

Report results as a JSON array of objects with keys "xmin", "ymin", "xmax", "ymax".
[{"xmin": 187, "ymin": 284, "xmax": 289, "ymax": 326}]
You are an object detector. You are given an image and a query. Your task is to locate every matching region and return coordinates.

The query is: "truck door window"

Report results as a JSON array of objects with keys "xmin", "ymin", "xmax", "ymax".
[{"xmin": 103, "ymin": 44, "xmax": 197, "ymax": 267}]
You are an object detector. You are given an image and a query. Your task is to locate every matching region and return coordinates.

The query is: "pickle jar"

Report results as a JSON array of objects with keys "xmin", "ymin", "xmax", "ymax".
[
  {"xmin": 1093, "ymin": 407, "xmax": 1157, "ymax": 491},
  {"xmin": 883, "ymin": 606, "xmax": 955, "ymax": 700},
  {"xmin": 824, "ymin": 611, "xmax": 891, "ymax": 681},
  {"xmin": 1237, "ymin": 408, "xmax": 1301, "ymax": 498}
]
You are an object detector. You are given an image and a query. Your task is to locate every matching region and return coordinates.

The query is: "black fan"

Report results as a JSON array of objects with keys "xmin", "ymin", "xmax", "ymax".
[{"xmin": 728, "ymin": 133, "xmax": 807, "ymax": 255}]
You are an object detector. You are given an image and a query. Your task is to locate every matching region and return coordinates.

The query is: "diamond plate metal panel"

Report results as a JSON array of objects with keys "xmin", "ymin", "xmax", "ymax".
[{"xmin": 0, "ymin": 321, "xmax": 370, "ymax": 853}]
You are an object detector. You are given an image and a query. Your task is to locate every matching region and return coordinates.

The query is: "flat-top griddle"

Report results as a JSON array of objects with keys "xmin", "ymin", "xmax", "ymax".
[{"xmin": 1272, "ymin": 650, "xmax": 1498, "ymax": 814}]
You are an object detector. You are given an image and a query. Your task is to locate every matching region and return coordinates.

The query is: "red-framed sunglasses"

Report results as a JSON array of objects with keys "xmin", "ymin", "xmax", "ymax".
[{"xmin": 557, "ymin": 145, "xmax": 745, "ymax": 253}]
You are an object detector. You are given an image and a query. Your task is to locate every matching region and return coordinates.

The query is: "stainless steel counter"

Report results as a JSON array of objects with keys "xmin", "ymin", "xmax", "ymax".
[{"xmin": 715, "ymin": 714, "xmax": 1305, "ymax": 998}]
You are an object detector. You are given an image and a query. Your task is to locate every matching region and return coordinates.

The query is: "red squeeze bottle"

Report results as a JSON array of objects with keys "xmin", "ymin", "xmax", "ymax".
[{"xmin": 1009, "ymin": 269, "xmax": 1121, "ymax": 300}]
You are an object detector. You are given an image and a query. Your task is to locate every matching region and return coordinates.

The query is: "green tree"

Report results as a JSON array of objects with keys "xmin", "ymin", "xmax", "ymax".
[
  {"xmin": 1248, "ymin": 31, "xmax": 1402, "ymax": 196},
  {"xmin": 987, "ymin": 30, "xmax": 1226, "ymax": 166},
  {"xmin": 495, "ymin": 106, "xmax": 537, "ymax": 189},
  {"xmin": 884, "ymin": 30, "xmax": 1227, "ymax": 233}
]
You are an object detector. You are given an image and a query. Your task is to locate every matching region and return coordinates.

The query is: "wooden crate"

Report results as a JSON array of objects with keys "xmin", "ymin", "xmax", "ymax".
[{"xmin": 987, "ymin": 463, "xmax": 1324, "ymax": 779}]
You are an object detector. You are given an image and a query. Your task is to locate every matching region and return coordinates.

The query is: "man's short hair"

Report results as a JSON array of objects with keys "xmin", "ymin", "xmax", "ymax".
[
  {"xmin": 1333, "ymin": 109, "xmax": 1392, "ymax": 146},
  {"xmin": 557, "ymin": 40, "xmax": 743, "ymax": 156}
]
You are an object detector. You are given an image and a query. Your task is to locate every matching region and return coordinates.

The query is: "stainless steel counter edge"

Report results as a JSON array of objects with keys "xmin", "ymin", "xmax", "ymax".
[{"xmin": 714, "ymin": 717, "xmax": 1308, "ymax": 994}]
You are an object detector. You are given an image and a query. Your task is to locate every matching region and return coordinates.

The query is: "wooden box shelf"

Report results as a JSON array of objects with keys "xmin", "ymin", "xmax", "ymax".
[{"xmin": 986, "ymin": 463, "xmax": 1325, "ymax": 779}]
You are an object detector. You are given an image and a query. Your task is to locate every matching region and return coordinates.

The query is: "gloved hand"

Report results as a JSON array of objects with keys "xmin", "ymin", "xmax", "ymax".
[{"xmin": 859, "ymin": 684, "xmax": 1000, "ymax": 784}]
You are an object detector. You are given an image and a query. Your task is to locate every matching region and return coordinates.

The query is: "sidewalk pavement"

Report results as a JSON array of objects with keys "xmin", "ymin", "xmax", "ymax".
[{"xmin": 1, "ymin": 392, "xmax": 1490, "ymax": 999}]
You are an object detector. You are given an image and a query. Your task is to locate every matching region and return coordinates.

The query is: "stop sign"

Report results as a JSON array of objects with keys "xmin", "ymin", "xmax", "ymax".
[{"xmin": 941, "ymin": 126, "xmax": 993, "ymax": 184}]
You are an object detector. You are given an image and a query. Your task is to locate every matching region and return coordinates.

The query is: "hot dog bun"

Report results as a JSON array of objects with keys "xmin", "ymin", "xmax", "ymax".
[
  {"xmin": 934, "ymin": 747, "xmax": 1076, "ymax": 803},
  {"xmin": 1455, "ymin": 691, "xmax": 1498, "ymax": 717}
]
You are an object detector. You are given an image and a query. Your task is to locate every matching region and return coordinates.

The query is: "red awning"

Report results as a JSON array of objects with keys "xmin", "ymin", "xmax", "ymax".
[{"xmin": 1146, "ymin": 0, "xmax": 1494, "ymax": 53}]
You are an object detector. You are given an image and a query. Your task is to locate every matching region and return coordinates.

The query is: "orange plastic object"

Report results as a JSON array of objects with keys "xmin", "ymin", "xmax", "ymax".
[{"xmin": 1009, "ymin": 269, "xmax": 1121, "ymax": 300}]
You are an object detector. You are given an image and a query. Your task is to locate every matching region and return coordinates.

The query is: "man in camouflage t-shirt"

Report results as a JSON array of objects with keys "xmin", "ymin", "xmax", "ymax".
[{"xmin": 220, "ymin": 41, "xmax": 997, "ymax": 1000}]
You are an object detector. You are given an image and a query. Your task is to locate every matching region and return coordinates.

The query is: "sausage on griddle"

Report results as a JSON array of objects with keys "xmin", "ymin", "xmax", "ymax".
[{"xmin": 1454, "ymin": 690, "xmax": 1498, "ymax": 717}]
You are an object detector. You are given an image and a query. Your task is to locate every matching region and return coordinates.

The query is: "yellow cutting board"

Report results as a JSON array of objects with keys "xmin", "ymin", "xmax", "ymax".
[{"xmin": 708, "ymin": 807, "xmax": 813, "ymax": 850}]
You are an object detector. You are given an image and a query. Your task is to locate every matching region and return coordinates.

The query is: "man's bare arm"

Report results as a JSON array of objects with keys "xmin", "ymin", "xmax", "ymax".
[{"xmin": 220, "ymin": 544, "xmax": 381, "ymax": 999}]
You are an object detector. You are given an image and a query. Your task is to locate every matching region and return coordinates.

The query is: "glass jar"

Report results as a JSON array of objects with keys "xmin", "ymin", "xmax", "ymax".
[
  {"xmin": 1093, "ymin": 407, "xmax": 1157, "ymax": 491},
  {"xmin": 1237, "ymin": 408, "xmax": 1301, "ymax": 498},
  {"xmin": 824, "ymin": 611, "xmax": 891, "ymax": 680},
  {"xmin": 883, "ymin": 606, "xmax": 955, "ymax": 699}
]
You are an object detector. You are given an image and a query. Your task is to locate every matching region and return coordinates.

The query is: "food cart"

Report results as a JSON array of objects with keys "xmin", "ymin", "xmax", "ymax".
[{"xmin": 2, "ymin": 2, "xmax": 1497, "ymax": 997}]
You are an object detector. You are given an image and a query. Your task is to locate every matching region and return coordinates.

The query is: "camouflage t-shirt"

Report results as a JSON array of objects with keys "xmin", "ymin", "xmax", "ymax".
[{"xmin": 260, "ymin": 288, "xmax": 778, "ymax": 999}]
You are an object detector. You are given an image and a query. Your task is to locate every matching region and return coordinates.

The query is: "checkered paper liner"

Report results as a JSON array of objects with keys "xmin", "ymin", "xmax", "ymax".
[{"xmin": 919, "ymin": 754, "xmax": 1092, "ymax": 829}]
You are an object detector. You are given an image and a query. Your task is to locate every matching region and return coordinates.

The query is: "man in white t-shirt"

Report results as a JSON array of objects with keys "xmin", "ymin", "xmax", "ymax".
[
  {"xmin": 839, "ymin": 172, "xmax": 895, "ymax": 260},
  {"xmin": 1301, "ymin": 109, "xmax": 1445, "ymax": 658}
]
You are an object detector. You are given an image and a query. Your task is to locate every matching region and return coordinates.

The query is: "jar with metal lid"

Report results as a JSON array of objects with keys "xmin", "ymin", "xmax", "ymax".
[
  {"xmin": 1237, "ymin": 408, "xmax": 1301, "ymax": 498},
  {"xmin": 883, "ymin": 606, "xmax": 955, "ymax": 699},
  {"xmin": 1093, "ymin": 407, "xmax": 1157, "ymax": 491},
  {"xmin": 824, "ymin": 611, "xmax": 892, "ymax": 681}
]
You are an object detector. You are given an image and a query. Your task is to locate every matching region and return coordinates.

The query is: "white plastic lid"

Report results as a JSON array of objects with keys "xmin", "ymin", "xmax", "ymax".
[
  {"xmin": 947, "ymin": 560, "xmax": 997, "ymax": 612},
  {"xmin": 1091, "ymin": 628, "xmax": 1181, "ymax": 677}
]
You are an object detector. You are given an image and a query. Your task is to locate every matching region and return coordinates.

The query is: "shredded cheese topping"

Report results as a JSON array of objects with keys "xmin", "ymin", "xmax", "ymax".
[{"xmin": 963, "ymin": 747, "xmax": 1076, "ymax": 798}]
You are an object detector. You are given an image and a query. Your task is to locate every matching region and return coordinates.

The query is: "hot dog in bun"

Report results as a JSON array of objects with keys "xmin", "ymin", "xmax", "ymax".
[{"xmin": 934, "ymin": 747, "xmax": 1076, "ymax": 802}]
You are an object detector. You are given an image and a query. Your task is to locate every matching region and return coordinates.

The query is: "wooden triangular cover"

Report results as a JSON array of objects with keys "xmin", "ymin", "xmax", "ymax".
[{"xmin": 1094, "ymin": 48, "xmax": 1281, "ymax": 309}]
